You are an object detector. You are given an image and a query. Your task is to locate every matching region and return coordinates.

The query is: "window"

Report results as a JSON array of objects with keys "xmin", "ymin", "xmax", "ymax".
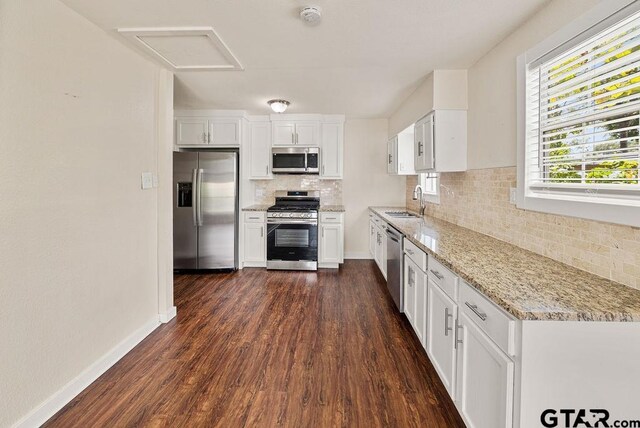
[
  {"xmin": 517, "ymin": 0, "xmax": 640, "ymax": 227},
  {"xmin": 420, "ymin": 173, "xmax": 440, "ymax": 204}
]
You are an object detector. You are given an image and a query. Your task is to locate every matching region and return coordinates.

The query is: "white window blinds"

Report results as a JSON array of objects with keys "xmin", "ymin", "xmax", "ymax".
[{"xmin": 525, "ymin": 10, "xmax": 640, "ymax": 193}]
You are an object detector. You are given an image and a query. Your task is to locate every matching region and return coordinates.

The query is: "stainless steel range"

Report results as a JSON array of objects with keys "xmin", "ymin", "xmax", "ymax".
[{"xmin": 267, "ymin": 191, "xmax": 320, "ymax": 271}]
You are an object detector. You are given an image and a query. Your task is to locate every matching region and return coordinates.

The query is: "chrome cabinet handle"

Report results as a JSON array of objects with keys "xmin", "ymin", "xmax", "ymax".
[
  {"xmin": 249, "ymin": 216, "xmax": 260, "ymax": 220},
  {"xmin": 388, "ymin": 154, "xmax": 392, "ymax": 164},
  {"xmin": 202, "ymin": 132, "xmax": 207, "ymax": 143},
  {"xmin": 266, "ymin": 165, "xmax": 269, "ymax": 174},
  {"xmin": 408, "ymin": 266, "xmax": 414, "ymax": 286},
  {"xmin": 296, "ymin": 133, "xmax": 299, "ymax": 144},
  {"xmin": 260, "ymin": 226, "xmax": 263, "ymax": 238},
  {"xmin": 430, "ymin": 269, "xmax": 444, "ymax": 280},
  {"xmin": 444, "ymin": 307, "xmax": 453, "ymax": 336},
  {"xmin": 291, "ymin": 133, "xmax": 294, "ymax": 144},
  {"xmin": 322, "ymin": 164, "xmax": 326, "ymax": 175},
  {"xmin": 418, "ymin": 141, "xmax": 423, "ymax": 156},
  {"xmin": 207, "ymin": 132, "xmax": 211, "ymax": 144},
  {"xmin": 465, "ymin": 302, "xmax": 487, "ymax": 321},
  {"xmin": 455, "ymin": 319, "xmax": 463, "ymax": 349},
  {"xmin": 326, "ymin": 217, "xmax": 336, "ymax": 220},
  {"xmin": 322, "ymin": 227, "xmax": 324, "ymax": 238},
  {"xmin": 407, "ymin": 249, "xmax": 414, "ymax": 255}
]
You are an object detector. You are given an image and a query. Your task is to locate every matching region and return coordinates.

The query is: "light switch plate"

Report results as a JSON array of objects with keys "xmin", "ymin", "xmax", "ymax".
[
  {"xmin": 141, "ymin": 172, "xmax": 153, "ymax": 190},
  {"xmin": 509, "ymin": 187, "xmax": 517, "ymax": 205}
]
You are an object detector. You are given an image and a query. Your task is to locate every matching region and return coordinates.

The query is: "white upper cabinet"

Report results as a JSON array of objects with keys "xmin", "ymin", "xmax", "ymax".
[
  {"xmin": 387, "ymin": 137, "xmax": 398, "ymax": 174},
  {"xmin": 389, "ymin": 126, "xmax": 415, "ymax": 175},
  {"xmin": 321, "ymin": 121, "xmax": 344, "ymax": 179},
  {"xmin": 176, "ymin": 118, "xmax": 209, "ymax": 145},
  {"xmin": 271, "ymin": 118, "xmax": 320, "ymax": 146},
  {"xmin": 415, "ymin": 110, "xmax": 467, "ymax": 173},
  {"xmin": 175, "ymin": 116, "xmax": 240, "ymax": 146},
  {"xmin": 208, "ymin": 118, "xmax": 240, "ymax": 146},
  {"xmin": 249, "ymin": 121, "xmax": 271, "ymax": 179}
]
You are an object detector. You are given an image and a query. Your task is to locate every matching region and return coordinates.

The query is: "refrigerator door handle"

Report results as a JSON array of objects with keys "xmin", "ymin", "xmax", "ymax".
[
  {"xmin": 191, "ymin": 168, "xmax": 198, "ymax": 227},
  {"xmin": 196, "ymin": 168, "xmax": 204, "ymax": 226}
]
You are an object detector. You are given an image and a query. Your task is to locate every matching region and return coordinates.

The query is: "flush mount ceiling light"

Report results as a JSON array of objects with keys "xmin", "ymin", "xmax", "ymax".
[
  {"xmin": 268, "ymin": 99, "xmax": 290, "ymax": 113},
  {"xmin": 300, "ymin": 6, "xmax": 322, "ymax": 25}
]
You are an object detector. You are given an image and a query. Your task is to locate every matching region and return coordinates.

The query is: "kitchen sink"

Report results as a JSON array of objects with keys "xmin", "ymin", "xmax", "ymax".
[{"xmin": 385, "ymin": 211, "xmax": 420, "ymax": 218}]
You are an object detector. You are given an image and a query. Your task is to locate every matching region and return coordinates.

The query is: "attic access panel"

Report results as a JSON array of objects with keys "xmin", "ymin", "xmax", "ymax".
[{"xmin": 117, "ymin": 27, "xmax": 243, "ymax": 71}]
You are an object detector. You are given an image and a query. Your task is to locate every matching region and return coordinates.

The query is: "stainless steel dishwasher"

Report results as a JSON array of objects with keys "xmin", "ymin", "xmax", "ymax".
[{"xmin": 385, "ymin": 225, "xmax": 403, "ymax": 311}]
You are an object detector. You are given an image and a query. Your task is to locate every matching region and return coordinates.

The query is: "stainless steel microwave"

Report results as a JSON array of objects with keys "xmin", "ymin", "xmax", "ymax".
[{"xmin": 271, "ymin": 147, "xmax": 319, "ymax": 174}]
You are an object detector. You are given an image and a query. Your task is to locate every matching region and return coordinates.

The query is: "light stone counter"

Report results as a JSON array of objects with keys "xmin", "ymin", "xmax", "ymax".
[{"xmin": 370, "ymin": 206, "xmax": 640, "ymax": 322}]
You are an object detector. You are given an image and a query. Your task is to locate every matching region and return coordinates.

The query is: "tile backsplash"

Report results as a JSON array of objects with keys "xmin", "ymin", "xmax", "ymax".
[
  {"xmin": 253, "ymin": 175, "xmax": 342, "ymax": 205},
  {"xmin": 407, "ymin": 167, "xmax": 640, "ymax": 290}
]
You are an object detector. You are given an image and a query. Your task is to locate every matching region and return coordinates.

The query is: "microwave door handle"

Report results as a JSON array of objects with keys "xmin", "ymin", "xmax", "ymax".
[
  {"xmin": 304, "ymin": 152, "xmax": 308, "ymax": 171},
  {"xmin": 191, "ymin": 168, "xmax": 198, "ymax": 227}
]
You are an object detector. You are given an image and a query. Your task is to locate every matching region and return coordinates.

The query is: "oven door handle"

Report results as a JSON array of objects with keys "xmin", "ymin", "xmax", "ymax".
[{"xmin": 267, "ymin": 219, "xmax": 318, "ymax": 225}]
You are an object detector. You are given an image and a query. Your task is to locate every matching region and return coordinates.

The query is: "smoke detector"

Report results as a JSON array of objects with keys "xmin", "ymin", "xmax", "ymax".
[{"xmin": 300, "ymin": 6, "xmax": 322, "ymax": 25}]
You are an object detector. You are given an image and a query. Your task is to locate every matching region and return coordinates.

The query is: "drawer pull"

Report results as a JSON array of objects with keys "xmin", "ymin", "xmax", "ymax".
[
  {"xmin": 248, "ymin": 216, "xmax": 260, "ymax": 220},
  {"xmin": 406, "ymin": 249, "xmax": 414, "ymax": 255},
  {"xmin": 430, "ymin": 269, "xmax": 444, "ymax": 280},
  {"xmin": 325, "ymin": 217, "xmax": 337, "ymax": 220},
  {"xmin": 465, "ymin": 302, "xmax": 487, "ymax": 321},
  {"xmin": 444, "ymin": 307, "xmax": 453, "ymax": 336}
]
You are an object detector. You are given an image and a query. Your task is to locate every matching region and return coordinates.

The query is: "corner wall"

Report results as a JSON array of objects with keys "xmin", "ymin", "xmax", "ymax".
[{"xmin": 0, "ymin": 1, "xmax": 164, "ymax": 425}]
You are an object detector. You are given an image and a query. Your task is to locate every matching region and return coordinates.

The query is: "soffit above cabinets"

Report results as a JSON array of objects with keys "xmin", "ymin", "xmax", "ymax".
[{"xmin": 117, "ymin": 27, "xmax": 243, "ymax": 71}]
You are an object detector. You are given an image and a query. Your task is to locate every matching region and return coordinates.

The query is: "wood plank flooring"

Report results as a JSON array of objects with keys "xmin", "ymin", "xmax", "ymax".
[{"xmin": 44, "ymin": 260, "xmax": 465, "ymax": 427}]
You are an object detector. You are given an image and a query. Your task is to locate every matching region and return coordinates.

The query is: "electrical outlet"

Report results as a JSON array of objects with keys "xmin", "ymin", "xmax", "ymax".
[
  {"xmin": 509, "ymin": 187, "xmax": 517, "ymax": 205},
  {"xmin": 141, "ymin": 172, "xmax": 153, "ymax": 190}
]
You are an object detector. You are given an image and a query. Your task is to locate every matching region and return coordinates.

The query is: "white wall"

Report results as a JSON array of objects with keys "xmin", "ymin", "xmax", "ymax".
[
  {"xmin": 0, "ymin": 1, "xmax": 163, "ymax": 426},
  {"xmin": 467, "ymin": 0, "xmax": 600, "ymax": 169},
  {"xmin": 388, "ymin": 74, "xmax": 434, "ymax": 137},
  {"xmin": 343, "ymin": 119, "xmax": 406, "ymax": 258}
]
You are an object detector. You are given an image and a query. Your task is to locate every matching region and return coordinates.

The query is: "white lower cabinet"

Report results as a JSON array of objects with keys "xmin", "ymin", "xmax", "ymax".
[
  {"xmin": 369, "ymin": 218, "xmax": 376, "ymax": 257},
  {"xmin": 456, "ymin": 311, "xmax": 514, "ymax": 428},
  {"xmin": 319, "ymin": 212, "xmax": 344, "ymax": 268},
  {"xmin": 427, "ymin": 278, "xmax": 458, "ymax": 398},
  {"xmin": 243, "ymin": 213, "xmax": 266, "ymax": 267},
  {"xmin": 404, "ymin": 255, "xmax": 427, "ymax": 346}
]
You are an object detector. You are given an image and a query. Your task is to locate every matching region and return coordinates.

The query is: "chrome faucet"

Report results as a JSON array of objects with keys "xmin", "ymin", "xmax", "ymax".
[{"xmin": 413, "ymin": 184, "xmax": 425, "ymax": 216}]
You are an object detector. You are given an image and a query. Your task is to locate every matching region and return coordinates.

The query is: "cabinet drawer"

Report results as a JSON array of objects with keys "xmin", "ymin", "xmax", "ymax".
[
  {"xmin": 320, "ymin": 212, "xmax": 343, "ymax": 223},
  {"xmin": 428, "ymin": 257, "xmax": 458, "ymax": 301},
  {"xmin": 244, "ymin": 212, "xmax": 266, "ymax": 223},
  {"xmin": 403, "ymin": 238, "xmax": 427, "ymax": 272},
  {"xmin": 459, "ymin": 281, "xmax": 515, "ymax": 356}
]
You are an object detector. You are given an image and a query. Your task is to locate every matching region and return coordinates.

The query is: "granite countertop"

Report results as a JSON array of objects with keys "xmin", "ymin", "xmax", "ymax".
[
  {"xmin": 242, "ymin": 204, "xmax": 345, "ymax": 212},
  {"xmin": 369, "ymin": 207, "xmax": 640, "ymax": 322},
  {"xmin": 242, "ymin": 204, "xmax": 271, "ymax": 211},
  {"xmin": 320, "ymin": 205, "xmax": 345, "ymax": 212}
]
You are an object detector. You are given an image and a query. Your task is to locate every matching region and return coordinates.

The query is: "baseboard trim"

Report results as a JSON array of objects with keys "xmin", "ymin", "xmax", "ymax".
[
  {"xmin": 12, "ymin": 317, "xmax": 161, "ymax": 428},
  {"xmin": 159, "ymin": 306, "xmax": 177, "ymax": 323},
  {"xmin": 345, "ymin": 252, "xmax": 373, "ymax": 260}
]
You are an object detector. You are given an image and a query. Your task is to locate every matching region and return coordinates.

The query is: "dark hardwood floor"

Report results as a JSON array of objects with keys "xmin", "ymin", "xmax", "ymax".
[{"xmin": 44, "ymin": 260, "xmax": 464, "ymax": 427}]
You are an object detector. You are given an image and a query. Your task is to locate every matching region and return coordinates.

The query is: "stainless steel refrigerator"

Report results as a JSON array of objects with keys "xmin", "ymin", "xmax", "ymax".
[{"xmin": 173, "ymin": 150, "xmax": 238, "ymax": 270}]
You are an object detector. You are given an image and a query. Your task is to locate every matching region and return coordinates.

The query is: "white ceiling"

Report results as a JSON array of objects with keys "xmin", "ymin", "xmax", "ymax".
[{"xmin": 61, "ymin": 0, "xmax": 550, "ymax": 118}]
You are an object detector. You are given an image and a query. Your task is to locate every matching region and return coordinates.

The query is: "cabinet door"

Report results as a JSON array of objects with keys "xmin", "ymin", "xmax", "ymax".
[
  {"xmin": 414, "ymin": 114, "xmax": 435, "ymax": 172},
  {"xmin": 456, "ymin": 312, "xmax": 514, "ymax": 428},
  {"xmin": 295, "ymin": 121, "xmax": 320, "ymax": 146},
  {"xmin": 249, "ymin": 122, "xmax": 271, "ymax": 179},
  {"xmin": 427, "ymin": 279, "xmax": 457, "ymax": 397},
  {"xmin": 209, "ymin": 119, "xmax": 240, "ymax": 146},
  {"xmin": 413, "ymin": 266, "xmax": 427, "ymax": 347},
  {"xmin": 176, "ymin": 118, "xmax": 208, "ymax": 145},
  {"xmin": 321, "ymin": 122, "xmax": 343, "ymax": 178},
  {"xmin": 397, "ymin": 132, "xmax": 416, "ymax": 174},
  {"xmin": 404, "ymin": 256, "xmax": 416, "ymax": 323},
  {"xmin": 369, "ymin": 220, "xmax": 376, "ymax": 257},
  {"xmin": 243, "ymin": 222, "xmax": 266, "ymax": 264},
  {"xmin": 387, "ymin": 137, "xmax": 398, "ymax": 174},
  {"xmin": 320, "ymin": 223, "xmax": 343, "ymax": 264},
  {"xmin": 272, "ymin": 122, "xmax": 296, "ymax": 146}
]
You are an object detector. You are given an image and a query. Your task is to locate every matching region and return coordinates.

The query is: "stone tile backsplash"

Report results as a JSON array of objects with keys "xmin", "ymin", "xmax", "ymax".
[
  {"xmin": 253, "ymin": 175, "xmax": 342, "ymax": 206},
  {"xmin": 407, "ymin": 167, "xmax": 640, "ymax": 290}
]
